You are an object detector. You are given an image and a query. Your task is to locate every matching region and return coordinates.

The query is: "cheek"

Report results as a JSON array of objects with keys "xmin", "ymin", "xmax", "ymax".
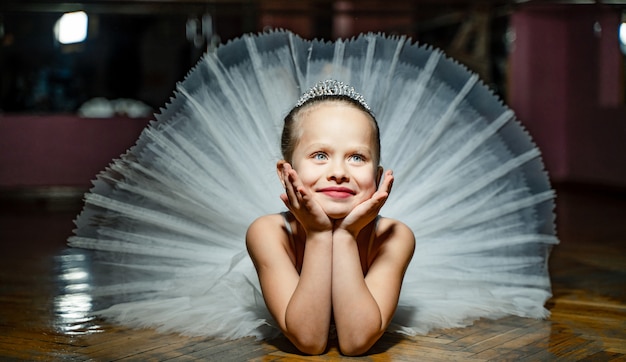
[
  {"xmin": 292, "ymin": 163, "xmax": 318, "ymax": 184},
  {"xmin": 356, "ymin": 170, "xmax": 378, "ymax": 191}
]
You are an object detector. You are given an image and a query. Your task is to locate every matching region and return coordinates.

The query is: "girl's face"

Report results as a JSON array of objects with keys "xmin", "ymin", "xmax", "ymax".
[{"xmin": 289, "ymin": 102, "xmax": 380, "ymax": 219}]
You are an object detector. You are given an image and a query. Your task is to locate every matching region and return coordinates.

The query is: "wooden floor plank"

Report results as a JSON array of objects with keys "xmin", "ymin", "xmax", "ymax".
[
  {"xmin": 470, "ymin": 323, "xmax": 552, "ymax": 360},
  {"xmin": 609, "ymin": 354, "xmax": 626, "ymax": 362}
]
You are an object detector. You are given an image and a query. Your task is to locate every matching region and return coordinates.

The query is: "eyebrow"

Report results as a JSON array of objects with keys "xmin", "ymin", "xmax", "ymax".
[{"xmin": 305, "ymin": 143, "xmax": 373, "ymax": 155}]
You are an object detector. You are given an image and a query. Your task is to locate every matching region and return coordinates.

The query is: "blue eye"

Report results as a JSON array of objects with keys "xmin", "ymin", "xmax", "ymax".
[
  {"xmin": 350, "ymin": 154, "xmax": 365, "ymax": 162},
  {"xmin": 313, "ymin": 152, "xmax": 328, "ymax": 161}
]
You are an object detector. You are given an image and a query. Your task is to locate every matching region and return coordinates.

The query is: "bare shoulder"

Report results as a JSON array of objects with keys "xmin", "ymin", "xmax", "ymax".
[
  {"xmin": 375, "ymin": 217, "xmax": 415, "ymax": 259},
  {"xmin": 246, "ymin": 213, "xmax": 287, "ymax": 246},
  {"xmin": 365, "ymin": 217, "xmax": 414, "ymax": 292},
  {"xmin": 246, "ymin": 214, "xmax": 291, "ymax": 264},
  {"xmin": 377, "ymin": 218, "xmax": 414, "ymax": 243}
]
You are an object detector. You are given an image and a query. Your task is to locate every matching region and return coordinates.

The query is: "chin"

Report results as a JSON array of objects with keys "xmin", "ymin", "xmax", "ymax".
[{"xmin": 322, "ymin": 207, "xmax": 351, "ymax": 220}]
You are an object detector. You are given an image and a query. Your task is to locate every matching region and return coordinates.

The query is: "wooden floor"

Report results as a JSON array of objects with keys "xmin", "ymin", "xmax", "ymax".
[{"xmin": 1, "ymin": 185, "xmax": 624, "ymax": 361}]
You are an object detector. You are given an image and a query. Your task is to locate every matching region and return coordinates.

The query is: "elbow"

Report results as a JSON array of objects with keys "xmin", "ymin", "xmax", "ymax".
[
  {"xmin": 283, "ymin": 323, "xmax": 327, "ymax": 355},
  {"xmin": 290, "ymin": 335, "xmax": 327, "ymax": 355},
  {"xmin": 337, "ymin": 314, "xmax": 386, "ymax": 356},
  {"xmin": 339, "ymin": 340, "xmax": 375, "ymax": 357},
  {"xmin": 338, "ymin": 331, "xmax": 383, "ymax": 357}
]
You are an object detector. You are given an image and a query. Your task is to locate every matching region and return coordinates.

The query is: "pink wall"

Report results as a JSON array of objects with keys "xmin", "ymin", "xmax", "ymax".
[
  {"xmin": 0, "ymin": 115, "xmax": 149, "ymax": 188},
  {"xmin": 510, "ymin": 4, "xmax": 626, "ymax": 188}
]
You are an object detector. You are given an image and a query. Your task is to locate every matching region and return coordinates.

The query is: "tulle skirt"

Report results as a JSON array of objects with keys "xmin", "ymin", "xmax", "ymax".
[{"xmin": 67, "ymin": 30, "xmax": 558, "ymax": 340}]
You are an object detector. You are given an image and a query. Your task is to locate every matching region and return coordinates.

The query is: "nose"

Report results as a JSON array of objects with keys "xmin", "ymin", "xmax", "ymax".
[{"xmin": 328, "ymin": 159, "xmax": 349, "ymax": 183}]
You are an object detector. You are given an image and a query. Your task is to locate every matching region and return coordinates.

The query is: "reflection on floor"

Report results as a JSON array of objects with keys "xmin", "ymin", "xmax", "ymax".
[{"xmin": 0, "ymin": 185, "xmax": 624, "ymax": 360}]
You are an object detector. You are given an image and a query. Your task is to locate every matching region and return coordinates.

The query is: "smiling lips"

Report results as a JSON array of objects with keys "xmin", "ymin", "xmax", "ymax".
[{"xmin": 318, "ymin": 187, "xmax": 356, "ymax": 199}]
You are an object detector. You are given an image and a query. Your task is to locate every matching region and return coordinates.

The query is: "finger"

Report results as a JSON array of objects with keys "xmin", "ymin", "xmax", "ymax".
[
  {"xmin": 285, "ymin": 166, "xmax": 312, "ymax": 211},
  {"xmin": 386, "ymin": 171, "xmax": 394, "ymax": 194},
  {"xmin": 286, "ymin": 167, "xmax": 307, "ymax": 201},
  {"xmin": 283, "ymin": 171, "xmax": 300, "ymax": 208},
  {"xmin": 379, "ymin": 170, "xmax": 394, "ymax": 194},
  {"xmin": 371, "ymin": 172, "xmax": 393, "ymax": 204}
]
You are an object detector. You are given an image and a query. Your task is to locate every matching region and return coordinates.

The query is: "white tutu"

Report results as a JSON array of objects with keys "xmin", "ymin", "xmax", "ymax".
[{"xmin": 68, "ymin": 30, "xmax": 558, "ymax": 340}]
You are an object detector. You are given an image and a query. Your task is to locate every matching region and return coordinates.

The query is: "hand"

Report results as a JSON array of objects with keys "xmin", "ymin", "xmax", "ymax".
[
  {"xmin": 279, "ymin": 162, "xmax": 333, "ymax": 234},
  {"xmin": 335, "ymin": 169, "xmax": 394, "ymax": 236}
]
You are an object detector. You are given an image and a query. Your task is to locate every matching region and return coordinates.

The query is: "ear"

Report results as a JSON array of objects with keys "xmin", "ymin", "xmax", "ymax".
[
  {"xmin": 376, "ymin": 166, "xmax": 384, "ymax": 186},
  {"xmin": 276, "ymin": 160, "xmax": 288, "ymax": 188}
]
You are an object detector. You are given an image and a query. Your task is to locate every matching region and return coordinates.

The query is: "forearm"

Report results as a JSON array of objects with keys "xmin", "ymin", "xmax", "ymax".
[
  {"xmin": 331, "ymin": 229, "xmax": 384, "ymax": 355},
  {"xmin": 284, "ymin": 231, "xmax": 333, "ymax": 354}
]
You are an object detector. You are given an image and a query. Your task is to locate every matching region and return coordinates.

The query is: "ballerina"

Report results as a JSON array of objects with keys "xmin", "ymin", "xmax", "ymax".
[
  {"xmin": 247, "ymin": 80, "xmax": 415, "ymax": 355},
  {"xmin": 67, "ymin": 30, "xmax": 558, "ymax": 349}
]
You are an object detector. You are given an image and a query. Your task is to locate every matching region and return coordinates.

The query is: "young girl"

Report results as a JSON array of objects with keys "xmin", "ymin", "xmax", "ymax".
[
  {"xmin": 246, "ymin": 80, "xmax": 415, "ymax": 356},
  {"xmin": 67, "ymin": 31, "xmax": 556, "ymax": 356}
]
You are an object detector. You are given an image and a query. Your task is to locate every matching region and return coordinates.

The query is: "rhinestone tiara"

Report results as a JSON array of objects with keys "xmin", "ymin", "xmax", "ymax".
[{"xmin": 295, "ymin": 80, "xmax": 370, "ymax": 111}]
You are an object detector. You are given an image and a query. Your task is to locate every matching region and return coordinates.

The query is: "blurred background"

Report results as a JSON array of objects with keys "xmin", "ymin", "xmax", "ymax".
[{"xmin": 0, "ymin": 0, "xmax": 625, "ymax": 196}]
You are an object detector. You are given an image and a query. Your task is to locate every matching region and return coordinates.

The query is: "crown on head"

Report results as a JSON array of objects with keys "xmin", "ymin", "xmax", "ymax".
[{"xmin": 295, "ymin": 80, "xmax": 370, "ymax": 111}]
